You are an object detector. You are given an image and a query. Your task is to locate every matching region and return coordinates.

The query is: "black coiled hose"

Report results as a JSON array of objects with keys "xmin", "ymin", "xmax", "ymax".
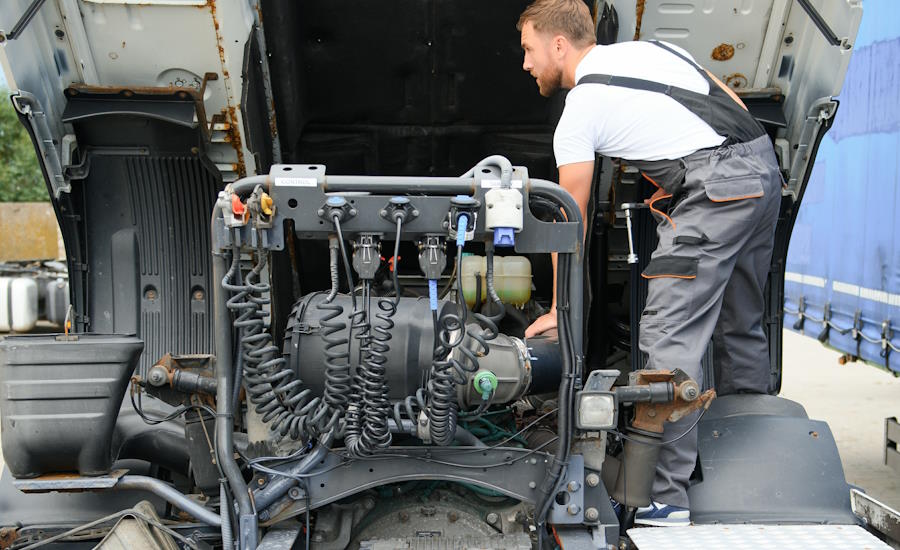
[
  {"xmin": 309, "ymin": 238, "xmax": 351, "ymax": 434},
  {"xmin": 341, "ymin": 217, "xmax": 402, "ymax": 456},
  {"xmin": 224, "ymin": 239, "xmax": 319, "ymax": 441},
  {"xmin": 424, "ymin": 243, "xmax": 487, "ymax": 445}
]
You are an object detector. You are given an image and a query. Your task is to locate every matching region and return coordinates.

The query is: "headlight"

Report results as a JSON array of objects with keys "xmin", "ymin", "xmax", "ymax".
[{"xmin": 575, "ymin": 391, "xmax": 617, "ymax": 430}]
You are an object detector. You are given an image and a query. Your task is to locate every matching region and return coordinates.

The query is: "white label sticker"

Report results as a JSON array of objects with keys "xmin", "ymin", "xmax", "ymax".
[
  {"xmin": 481, "ymin": 179, "xmax": 523, "ymax": 189},
  {"xmin": 275, "ymin": 177, "xmax": 318, "ymax": 187}
]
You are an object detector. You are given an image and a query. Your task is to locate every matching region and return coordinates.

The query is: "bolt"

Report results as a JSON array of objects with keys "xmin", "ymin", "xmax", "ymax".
[
  {"xmin": 399, "ymin": 511, "xmax": 409, "ymax": 523},
  {"xmin": 349, "ymin": 209, "xmax": 358, "ymax": 216},
  {"xmin": 448, "ymin": 511, "xmax": 458, "ymax": 523},
  {"xmin": 193, "ymin": 289, "xmax": 205, "ymax": 301},
  {"xmin": 412, "ymin": 210, "xmax": 420, "ymax": 217},
  {"xmin": 362, "ymin": 497, "xmax": 375, "ymax": 510},
  {"xmin": 585, "ymin": 507, "xmax": 599, "ymax": 521},
  {"xmin": 566, "ymin": 481, "xmax": 581, "ymax": 493},
  {"xmin": 712, "ymin": 430, "xmax": 720, "ymax": 438},
  {"xmin": 486, "ymin": 512, "xmax": 499, "ymax": 525},
  {"xmin": 585, "ymin": 473, "xmax": 600, "ymax": 488},
  {"xmin": 288, "ymin": 487, "xmax": 302, "ymax": 500},
  {"xmin": 647, "ymin": 408, "xmax": 657, "ymax": 418},
  {"xmin": 256, "ymin": 477, "xmax": 266, "ymax": 487},
  {"xmin": 567, "ymin": 504, "xmax": 581, "ymax": 516},
  {"xmin": 147, "ymin": 365, "xmax": 168, "ymax": 387},
  {"xmin": 528, "ymin": 481, "xmax": 537, "ymax": 489},
  {"xmin": 259, "ymin": 510, "xmax": 270, "ymax": 521},
  {"xmin": 380, "ymin": 210, "xmax": 388, "ymax": 217}
]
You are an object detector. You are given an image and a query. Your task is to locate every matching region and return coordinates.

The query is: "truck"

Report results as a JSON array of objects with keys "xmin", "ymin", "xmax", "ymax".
[{"xmin": 0, "ymin": 1, "xmax": 888, "ymax": 549}]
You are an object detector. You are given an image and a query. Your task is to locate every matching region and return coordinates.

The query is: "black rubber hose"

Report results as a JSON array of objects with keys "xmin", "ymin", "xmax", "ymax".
[{"xmin": 528, "ymin": 186, "xmax": 583, "ymax": 546}]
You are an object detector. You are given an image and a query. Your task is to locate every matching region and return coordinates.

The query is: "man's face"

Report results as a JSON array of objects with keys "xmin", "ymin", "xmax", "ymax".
[{"xmin": 521, "ymin": 21, "xmax": 562, "ymax": 97}]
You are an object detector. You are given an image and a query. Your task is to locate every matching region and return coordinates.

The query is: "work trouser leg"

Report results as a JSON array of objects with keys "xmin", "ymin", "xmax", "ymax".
[
  {"xmin": 712, "ymin": 192, "xmax": 780, "ymax": 395},
  {"xmin": 638, "ymin": 136, "xmax": 782, "ymax": 508}
]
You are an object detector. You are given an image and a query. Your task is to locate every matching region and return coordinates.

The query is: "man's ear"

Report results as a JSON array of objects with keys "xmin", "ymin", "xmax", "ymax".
[{"xmin": 553, "ymin": 35, "xmax": 568, "ymax": 59}]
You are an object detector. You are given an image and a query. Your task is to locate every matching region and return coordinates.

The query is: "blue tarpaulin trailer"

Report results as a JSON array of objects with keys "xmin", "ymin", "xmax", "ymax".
[{"xmin": 784, "ymin": 0, "xmax": 900, "ymax": 375}]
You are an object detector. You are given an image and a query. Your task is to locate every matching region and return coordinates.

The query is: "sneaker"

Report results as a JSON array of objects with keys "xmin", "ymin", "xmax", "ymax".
[
  {"xmin": 610, "ymin": 497, "xmax": 623, "ymax": 520},
  {"xmin": 634, "ymin": 501, "xmax": 690, "ymax": 527}
]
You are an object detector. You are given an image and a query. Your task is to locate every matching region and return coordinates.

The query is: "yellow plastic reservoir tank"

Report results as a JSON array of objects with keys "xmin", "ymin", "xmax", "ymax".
[{"xmin": 460, "ymin": 255, "xmax": 531, "ymax": 307}]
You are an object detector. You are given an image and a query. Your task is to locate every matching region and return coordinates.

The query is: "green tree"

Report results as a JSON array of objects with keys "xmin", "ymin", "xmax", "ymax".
[{"xmin": 0, "ymin": 88, "xmax": 49, "ymax": 202}]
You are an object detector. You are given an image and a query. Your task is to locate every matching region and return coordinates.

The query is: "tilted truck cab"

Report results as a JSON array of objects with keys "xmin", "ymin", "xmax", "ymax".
[{"xmin": 0, "ymin": 1, "xmax": 885, "ymax": 549}]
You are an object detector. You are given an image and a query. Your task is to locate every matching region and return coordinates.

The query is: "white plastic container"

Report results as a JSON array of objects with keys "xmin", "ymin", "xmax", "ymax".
[
  {"xmin": 0, "ymin": 277, "xmax": 39, "ymax": 332},
  {"xmin": 460, "ymin": 255, "xmax": 532, "ymax": 307}
]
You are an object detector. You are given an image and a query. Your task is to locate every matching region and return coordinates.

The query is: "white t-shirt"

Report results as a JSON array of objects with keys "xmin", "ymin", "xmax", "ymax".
[{"xmin": 553, "ymin": 41, "xmax": 727, "ymax": 166}]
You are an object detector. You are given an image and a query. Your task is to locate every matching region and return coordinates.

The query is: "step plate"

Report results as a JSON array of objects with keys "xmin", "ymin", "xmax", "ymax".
[{"xmin": 628, "ymin": 524, "xmax": 890, "ymax": 550}]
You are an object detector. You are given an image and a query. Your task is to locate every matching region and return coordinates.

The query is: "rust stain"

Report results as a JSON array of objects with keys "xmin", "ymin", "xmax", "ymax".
[
  {"xmin": 207, "ymin": 0, "xmax": 245, "ymax": 176},
  {"xmin": 723, "ymin": 72, "xmax": 748, "ymax": 89},
  {"xmin": 226, "ymin": 106, "xmax": 247, "ymax": 177},
  {"xmin": 633, "ymin": 0, "xmax": 646, "ymax": 41},
  {"xmin": 0, "ymin": 527, "xmax": 18, "ymax": 550},
  {"xmin": 269, "ymin": 98, "xmax": 279, "ymax": 139},
  {"xmin": 711, "ymin": 43, "xmax": 735, "ymax": 61}
]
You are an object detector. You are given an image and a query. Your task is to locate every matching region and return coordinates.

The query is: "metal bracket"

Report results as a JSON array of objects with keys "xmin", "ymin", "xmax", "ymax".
[
  {"xmin": 13, "ymin": 469, "xmax": 127, "ymax": 492},
  {"xmin": 260, "ymin": 447, "xmax": 565, "ymax": 523},
  {"xmin": 548, "ymin": 455, "xmax": 585, "ymax": 524}
]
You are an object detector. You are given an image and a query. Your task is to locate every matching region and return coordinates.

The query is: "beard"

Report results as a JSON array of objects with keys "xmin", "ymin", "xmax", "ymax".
[{"xmin": 536, "ymin": 65, "xmax": 563, "ymax": 97}]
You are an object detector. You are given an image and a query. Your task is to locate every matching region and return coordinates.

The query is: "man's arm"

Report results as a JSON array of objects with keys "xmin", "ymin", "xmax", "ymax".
[{"xmin": 524, "ymin": 160, "xmax": 594, "ymax": 338}]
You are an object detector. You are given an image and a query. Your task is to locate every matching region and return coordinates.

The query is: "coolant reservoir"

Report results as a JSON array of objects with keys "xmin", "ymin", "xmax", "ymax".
[
  {"xmin": 460, "ymin": 255, "xmax": 531, "ymax": 307},
  {"xmin": 460, "ymin": 255, "xmax": 487, "ymax": 308},
  {"xmin": 495, "ymin": 256, "xmax": 531, "ymax": 306},
  {"xmin": 0, "ymin": 277, "xmax": 39, "ymax": 332}
]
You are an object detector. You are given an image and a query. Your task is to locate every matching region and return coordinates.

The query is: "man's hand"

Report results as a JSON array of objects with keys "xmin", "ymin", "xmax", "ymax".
[{"xmin": 525, "ymin": 308, "xmax": 557, "ymax": 339}]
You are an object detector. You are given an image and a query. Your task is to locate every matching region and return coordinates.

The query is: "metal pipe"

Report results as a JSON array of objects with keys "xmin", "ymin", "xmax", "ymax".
[
  {"xmin": 212, "ymin": 215, "xmax": 258, "ymax": 549},
  {"xmin": 460, "ymin": 155, "xmax": 514, "ymax": 188},
  {"xmin": 389, "ymin": 419, "xmax": 486, "ymax": 447},
  {"xmin": 229, "ymin": 175, "xmax": 271, "ymax": 196},
  {"xmin": 323, "ymin": 176, "xmax": 476, "ymax": 195},
  {"xmin": 253, "ymin": 431, "xmax": 335, "ymax": 512},
  {"xmin": 114, "ymin": 475, "xmax": 222, "ymax": 527}
]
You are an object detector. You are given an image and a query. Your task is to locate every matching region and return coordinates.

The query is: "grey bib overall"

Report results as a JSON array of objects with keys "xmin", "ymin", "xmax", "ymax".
[{"xmin": 576, "ymin": 41, "xmax": 783, "ymax": 508}]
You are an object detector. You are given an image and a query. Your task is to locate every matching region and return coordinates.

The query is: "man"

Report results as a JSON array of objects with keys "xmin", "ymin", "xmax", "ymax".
[{"xmin": 519, "ymin": 0, "xmax": 782, "ymax": 526}]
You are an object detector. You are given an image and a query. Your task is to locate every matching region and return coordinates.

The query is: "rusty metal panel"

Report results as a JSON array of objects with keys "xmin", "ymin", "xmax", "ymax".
[{"xmin": 0, "ymin": 202, "xmax": 62, "ymax": 262}]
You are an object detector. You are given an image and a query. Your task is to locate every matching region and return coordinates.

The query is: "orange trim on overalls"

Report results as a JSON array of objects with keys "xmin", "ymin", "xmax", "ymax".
[
  {"xmin": 642, "ymin": 172, "xmax": 676, "ymax": 230},
  {"xmin": 708, "ymin": 192, "xmax": 764, "ymax": 203},
  {"xmin": 640, "ymin": 273, "xmax": 697, "ymax": 280}
]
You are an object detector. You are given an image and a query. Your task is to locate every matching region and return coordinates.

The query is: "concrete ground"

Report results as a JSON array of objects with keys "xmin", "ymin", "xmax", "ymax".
[{"xmin": 781, "ymin": 329, "xmax": 900, "ymax": 510}]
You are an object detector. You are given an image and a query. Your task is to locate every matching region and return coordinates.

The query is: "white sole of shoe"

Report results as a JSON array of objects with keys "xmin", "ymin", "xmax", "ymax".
[{"xmin": 633, "ymin": 517, "xmax": 691, "ymax": 527}]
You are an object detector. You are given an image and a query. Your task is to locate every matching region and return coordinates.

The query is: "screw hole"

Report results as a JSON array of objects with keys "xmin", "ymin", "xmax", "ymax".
[
  {"xmin": 369, "ymin": 468, "xmax": 374, "ymax": 473},
  {"xmin": 283, "ymin": 166, "xmax": 293, "ymax": 171},
  {"xmin": 288, "ymin": 198, "xmax": 298, "ymax": 208},
  {"xmin": 308, "ymin": 166, "xmax": 318, "ymax": 170},
  {"xmin": 481, "ymin": 168, "xmax": 491, "ymax": 174},
  {"xmin": 54, "ymin": 29, "xmax": 65, "ymax": 39},
  {"xmin": 555, "ymin": 491, "xmax": 570, "ymax": 506}
]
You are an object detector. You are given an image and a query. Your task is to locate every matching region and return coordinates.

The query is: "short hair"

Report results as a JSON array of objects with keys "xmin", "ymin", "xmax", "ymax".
[{"xmin": 517, "ymin": 0, "xmax": 595, "ymax": 48}]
